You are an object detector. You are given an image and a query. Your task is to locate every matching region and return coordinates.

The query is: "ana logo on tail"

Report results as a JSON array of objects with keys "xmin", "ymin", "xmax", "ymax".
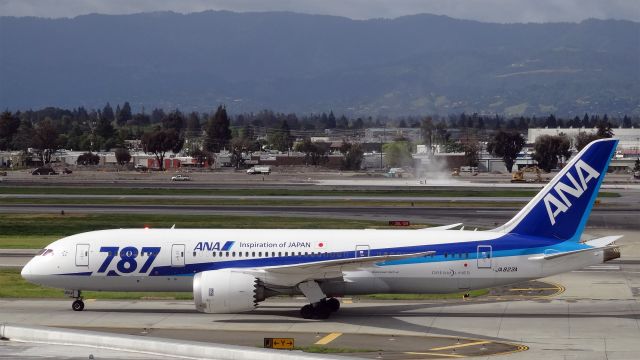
[{"xmin": 544, "ymin": 159, "xmax": 600, "ymax": 225}]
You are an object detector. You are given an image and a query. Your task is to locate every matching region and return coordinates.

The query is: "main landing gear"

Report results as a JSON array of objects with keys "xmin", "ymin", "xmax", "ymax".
[
  {"xmin": 65, "ymin": 289, "xmax": 84, "ymax": 311},
  {"xmin": 297, "ymin": 280, "xmax": 340, "ymax": 319},
  {"xmin": 300, "ymin": 297, "xmax": 340, "ymax": 319}
]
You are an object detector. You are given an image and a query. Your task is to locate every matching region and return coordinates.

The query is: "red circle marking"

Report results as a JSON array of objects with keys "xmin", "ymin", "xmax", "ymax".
[
  {"xmin": 318, "ymin": 242, "xmax": 324, "ymax": 247},
  {"xmin": 464, "ymin": 263, "xmax": 468, "ymax": 267}
]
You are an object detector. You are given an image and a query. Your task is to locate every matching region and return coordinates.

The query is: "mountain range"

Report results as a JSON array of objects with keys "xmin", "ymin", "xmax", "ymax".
[{"xmin": 1, "ymin": 11, "xmax": 638, "ymax": 116}]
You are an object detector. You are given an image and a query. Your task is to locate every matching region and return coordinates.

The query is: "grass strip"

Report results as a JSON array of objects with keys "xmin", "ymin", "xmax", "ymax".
[
  {"xmin": 0, "ymin": 213, "xmax": 391, "ymax": 248},
  {"xmin": 0, "ymin": 269, "xmax": 192, "ymax": 299}
]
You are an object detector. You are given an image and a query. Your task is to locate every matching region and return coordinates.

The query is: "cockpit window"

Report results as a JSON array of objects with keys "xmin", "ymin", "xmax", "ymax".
[{"xmin": 37, "ymin": 249, "xmax": 54, "ymax": 256}]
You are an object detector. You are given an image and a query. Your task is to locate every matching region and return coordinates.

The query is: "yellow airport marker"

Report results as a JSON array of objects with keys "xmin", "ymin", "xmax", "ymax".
[
  {"xmin": 430, "ymin": 340, "xmax": 491, "ymax": 351},
  {"xmin": 342, "ymin": 298, "xmax": 353, "ymax": 304},
  {"xmin": 405, "ymin": 352, "xmax": 464, "ymax": 358},
  {"xmin": 314, "ymin": 332, "xmax": 342, "ymax": 345}
]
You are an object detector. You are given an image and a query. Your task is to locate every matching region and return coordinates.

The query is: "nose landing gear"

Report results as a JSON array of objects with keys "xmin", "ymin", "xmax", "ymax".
[
  {"xmin": 65, "ymin": 289, "xmax": 84, "ymax": 311},
  {"xmin": 72, "ymin": 299, "xmax": 85, "ymax": 311}
]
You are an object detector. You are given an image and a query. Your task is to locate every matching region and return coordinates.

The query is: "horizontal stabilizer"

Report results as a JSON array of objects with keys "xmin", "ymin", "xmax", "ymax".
[
  {"xmin": 584, "ymin": 235, "xmax": 623, "ymax": 248},
  {"xmin": 528, "ymin": 236, "xmax": 622, "ymax": 261}
]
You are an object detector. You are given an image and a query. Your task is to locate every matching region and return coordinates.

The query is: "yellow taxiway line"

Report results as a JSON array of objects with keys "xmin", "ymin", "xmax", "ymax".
[
  {"xmin": 405, "ymin": 351, "xmax": 465, "ymax": 358},
  {"xmin": 430, "ymin": 340, "xmax": 490, "ymax": 351},
  {"xmin": 315, "ymin": 332, "xmax": 342, "ymax": 345}
]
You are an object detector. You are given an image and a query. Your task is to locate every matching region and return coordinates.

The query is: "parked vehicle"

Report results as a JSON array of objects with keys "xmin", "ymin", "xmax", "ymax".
[
  {"xmin": 32, "ymin": 167, "xmax": 57, "ymax": 175},
  {"xmin": 247, "ymin": 166, "xmax": 271, "ymax": 175},
  {"xmin": 170, "ymin": 174, "xmax": 191, "ymax": 181}
]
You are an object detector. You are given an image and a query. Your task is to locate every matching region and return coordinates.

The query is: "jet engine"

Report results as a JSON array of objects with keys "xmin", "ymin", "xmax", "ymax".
[{"xmin": 193, "ymin": 269, "xmax": 266, "ymax": 313}]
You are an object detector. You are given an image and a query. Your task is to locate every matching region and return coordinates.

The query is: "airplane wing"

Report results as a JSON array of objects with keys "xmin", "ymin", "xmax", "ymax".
[
  {"xmin": 418, "ymin": 223, "xmax": 463, "ymax": 231},
  {"xmin": 528, "ymin": 235, "xmax": 622, "ymax": 261},
  {"xmin": 240, "ymin": 251, "xmax": 435, "ymax": 287}
]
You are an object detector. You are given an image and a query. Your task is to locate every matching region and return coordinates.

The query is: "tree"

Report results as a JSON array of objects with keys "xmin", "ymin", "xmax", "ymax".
[
  {"xmin": 204, "ymin": 105, "xmax": 231, "ymax": 153},
  {"xmin": 267, "ymin": 120, "xmax": 293, "ymax": 152},
  {"xmin": 575, "ymin": 131, "xmax": 601, "ymax": 152},
  {"xmin": 102, "ymin": 103, "xmax": 115, "ymax": 122},
  {"xmin": 116, "ymin": 102, "xmax": 132, "ymax": 126},
  {"xmin": 487, "ymin": 131, "xmax": 525, "ymax": 172},
  {"xmin": 229, "ymin": 137, "xmax": 250, "ymax": 169},
  {"xmin": 77, "ymin": 152, "xmax": 100, "ymax": 165},
  {"xmin": 294, "ymin": 138, "xmax": 330, "ymax": 166},
  {"xmin": 114, "ymin": 148, "xmax": 131, "ymax": 166},
  {"xmin": 141, "ymin": 129, "xmax": 184, "ymax": 171},
  {"xmin": 0, "ymin": 111, "xmax": 20, "ymax": 150},
  {"xmin": 190, "ymin": 149, "xmax": 212, "ymax": 168},
  {"xmin": 383, "ymin": 141, "xmax": 413, "ymax": 168},
  {"xmin": 162, "ymin": 110, "xmax": 185, "ymax": 132},
  {"xmin": 596, "ymin": 118, "xmax": 614, "ymax": 138},
  {"xmin": 532, "ymin": 135, "xmax": 572, "ymax": 172},
  {"xmin": 95, "ymin": 115, "xmax": 115, "ymax": 140},
  {"xmin": 420, "ymin": 117, "xmax": 434, "ymax": 149},
  {"xmin": 463, "ymin": 141, "xmax": 480, "ymax": 167},
  {"xmin": 339, "ymin": 142, "xmax": 364, "ymax": 170},
  {"xmin": 32, "ymin": 119, "xmax": 60, "ymax": 164},
  {"xmin": 11, "ymin": 120, "xmax": 35, "ymax": 151},
  {"xmin": 336, "ymin": 115, "xmax": 349, "ymax": 129}
]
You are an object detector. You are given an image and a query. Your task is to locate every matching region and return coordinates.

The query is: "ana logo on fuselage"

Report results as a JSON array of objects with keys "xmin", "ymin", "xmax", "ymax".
[
  {"xmin": 543, "ymin": 159, "xmax": 600, "ymax": 225},
  {"xmin": 194, "ymin": 241, "xmax": 235, "ymax": 252}
]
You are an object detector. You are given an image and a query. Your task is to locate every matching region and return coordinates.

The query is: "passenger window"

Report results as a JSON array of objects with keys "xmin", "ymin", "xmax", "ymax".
[
  {"xmin": 238, "ymin": 252, "xmax": 242, "ymax": 257},
  {"xmin": 225, "ymin": 252, "xmax": 229, "ymax": 257},
  {"xmin": 212, "ymin": 252, "xmax": 216, "ymax": 257},
  {"xmin": 444, "ymin": 253, "xmax": 448, "ymax": 258},
  {"xmin": 232, "ymin": 252, "xmax": 236, "ymax": 257},
  {"xmin": 285, "ymin": 252, "xmax": 288, "ymax": 256}
]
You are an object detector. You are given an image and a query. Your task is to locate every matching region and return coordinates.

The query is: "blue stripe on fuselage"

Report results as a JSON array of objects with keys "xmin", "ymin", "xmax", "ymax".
[{"xmin": 144, "ymin": 232, "xmax": 589, "ymax": 277}]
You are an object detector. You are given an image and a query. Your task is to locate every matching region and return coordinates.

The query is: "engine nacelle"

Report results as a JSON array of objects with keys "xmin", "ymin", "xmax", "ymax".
[{"xmin": 193, "ymin": 269, "xmax": 265, "ymax": 313}]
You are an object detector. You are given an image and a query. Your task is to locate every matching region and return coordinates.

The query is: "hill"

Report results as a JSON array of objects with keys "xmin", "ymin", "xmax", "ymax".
[{"xmin": 1, "ymin": 11, "xmax": 638, "ymax": 116}]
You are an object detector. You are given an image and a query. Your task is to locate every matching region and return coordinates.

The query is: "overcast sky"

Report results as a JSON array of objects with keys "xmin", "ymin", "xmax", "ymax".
[{"xmin": 1, "ymin": 0, "xmax": 638, "ymax": 23}]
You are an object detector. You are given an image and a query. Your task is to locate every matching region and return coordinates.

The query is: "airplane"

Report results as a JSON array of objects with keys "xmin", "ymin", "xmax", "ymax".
[{"xmin": 21, "ymin": 138, "xmax": 621, "ymax": 319}]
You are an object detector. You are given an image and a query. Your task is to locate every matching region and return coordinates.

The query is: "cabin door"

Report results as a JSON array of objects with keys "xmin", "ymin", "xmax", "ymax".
[
  {"xmin": 75, "ymin": 244, "xmax": 90, "ymax": 267},
  {"xmin": 355, "ymin": 245, "xmax": 370, "ymax": 258},
  {"xmin": 477, "ymin": 245, "xmax": 492, "ymax": 269},
  {"xmin": 171, "ymin": 244, "xmax": 185, "ymax": 267}
]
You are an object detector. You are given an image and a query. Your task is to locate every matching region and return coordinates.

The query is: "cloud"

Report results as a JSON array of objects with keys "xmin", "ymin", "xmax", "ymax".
[{"xmin": 0, "ymin": 0, "xmax": 638, "ymax": 23}]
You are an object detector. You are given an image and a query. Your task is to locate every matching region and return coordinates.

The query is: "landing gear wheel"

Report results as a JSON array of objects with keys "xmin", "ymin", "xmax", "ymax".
[
  {"xmin": 72, "ymin": 299, "xmax": 85, "ymax": 311},
  {"xmin": 313, "ymin": 302, "xmax": 331, "ymax": 319},
  {"xmin": 300, "ymin": 304, "xmax": 314, "ymax": 319},
  {"xmin": 326, "ymin": 297, "xmax": 340, "ymax": 312}
]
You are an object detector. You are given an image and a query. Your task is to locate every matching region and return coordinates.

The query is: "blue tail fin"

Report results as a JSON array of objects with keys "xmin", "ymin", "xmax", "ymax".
[{"xmin": 494, "ymin": 138, "xmax": 618, "ymax": 241}]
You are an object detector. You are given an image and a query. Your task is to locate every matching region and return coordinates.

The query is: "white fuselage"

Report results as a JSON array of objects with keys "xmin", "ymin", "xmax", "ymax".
[{"xmin": 21, "ymin": 228, "xmax": 605, "ymax": 295}]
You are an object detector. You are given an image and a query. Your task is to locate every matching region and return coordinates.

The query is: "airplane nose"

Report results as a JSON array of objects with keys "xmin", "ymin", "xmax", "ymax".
[{"xmin": 21, "ymin": 258, "xmax": 35, "ymax": 281}]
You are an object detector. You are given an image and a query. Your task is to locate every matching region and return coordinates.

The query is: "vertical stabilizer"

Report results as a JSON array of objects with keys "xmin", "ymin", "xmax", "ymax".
[{"xmin": 493, "ymin": 138, "xmax": 618, "ymax": 241}]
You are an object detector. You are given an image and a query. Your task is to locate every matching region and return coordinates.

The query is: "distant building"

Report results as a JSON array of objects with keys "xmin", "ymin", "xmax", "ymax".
[
  {"xmin": 527, "ymin": 127, "xmax": 640, "ymax": 157},
  {"xmin": 364, "ymin": 128, "xmax": 422, "ymax": 143}
]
